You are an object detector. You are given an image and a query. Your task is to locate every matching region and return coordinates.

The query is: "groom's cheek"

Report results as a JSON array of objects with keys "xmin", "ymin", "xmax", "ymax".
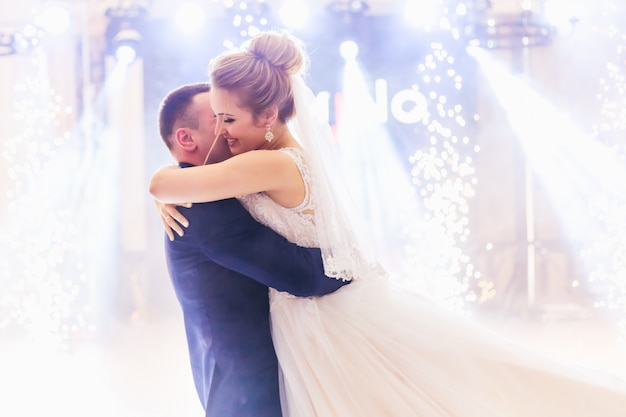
[{"xmin": 206, "ymin": 136, "xmax": 232, "ymax": 164}]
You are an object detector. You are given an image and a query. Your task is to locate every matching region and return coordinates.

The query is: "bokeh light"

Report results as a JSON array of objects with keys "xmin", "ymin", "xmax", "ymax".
[{"xmin": 1, "ymin": 45, "xmax": 96, "ymax": 350}]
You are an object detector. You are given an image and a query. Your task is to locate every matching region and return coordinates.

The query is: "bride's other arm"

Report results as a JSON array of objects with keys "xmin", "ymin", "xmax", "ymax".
[{"xmin": 150, "ymin": 149, "xmax": 302, "ymax": 206}]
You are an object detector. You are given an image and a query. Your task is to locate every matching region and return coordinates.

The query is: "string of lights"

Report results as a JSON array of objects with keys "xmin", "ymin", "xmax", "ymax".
[
  {"xmin": 0, "ymin": 45, "xmax": 96, "ymax": 349},
  {"xmin": 585, "ymin": 21, "xmax": 626, "ymax": 329},
  {"xmin": 402, "ymin": 37, "xmax": 484, "ymax": 311}
]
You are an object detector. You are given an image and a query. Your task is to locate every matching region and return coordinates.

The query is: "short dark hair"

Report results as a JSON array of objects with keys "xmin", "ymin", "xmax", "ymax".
[{"xmin": 158, "ymin": 82, "xmax": 211, "ymax": 149}]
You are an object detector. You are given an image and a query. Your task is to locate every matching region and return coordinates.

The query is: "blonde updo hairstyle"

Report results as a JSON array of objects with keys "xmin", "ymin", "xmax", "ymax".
[{"xmin": 209, "ymin": 31, "xmax": 308, "ymax": 124}]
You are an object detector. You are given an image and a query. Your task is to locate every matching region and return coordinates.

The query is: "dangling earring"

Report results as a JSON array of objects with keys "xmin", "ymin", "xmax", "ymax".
[{"xmin": 265, "ymin": 124, "xmax": 274, "ymax": 142}]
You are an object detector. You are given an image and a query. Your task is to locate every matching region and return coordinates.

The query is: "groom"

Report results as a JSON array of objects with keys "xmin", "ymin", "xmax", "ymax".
[{"xmin": 156, "ymin": 83, "xmax": 347, "ymax": 417}]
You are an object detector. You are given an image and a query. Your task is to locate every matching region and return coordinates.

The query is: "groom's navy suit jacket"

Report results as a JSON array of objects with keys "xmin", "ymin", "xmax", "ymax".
[{"xmin": 164, "ymin": 191, "xmax": 346, "ymax": 417}]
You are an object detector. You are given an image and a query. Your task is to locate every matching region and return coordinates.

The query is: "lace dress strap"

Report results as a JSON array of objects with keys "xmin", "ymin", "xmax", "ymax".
[{"xmin": 278, "ymin": 147, "xmax": 314, "ymax": 214}]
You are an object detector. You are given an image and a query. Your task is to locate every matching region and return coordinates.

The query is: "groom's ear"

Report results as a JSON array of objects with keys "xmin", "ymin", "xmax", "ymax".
[{"xmin": 174, "ymin": 128, "xmax": 196, "ymax": 151}]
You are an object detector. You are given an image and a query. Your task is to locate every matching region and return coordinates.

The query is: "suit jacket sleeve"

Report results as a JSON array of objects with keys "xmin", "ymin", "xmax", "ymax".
[{"xmin": 188, "ymin": 198, "xmax": 347, "ymax": 296}]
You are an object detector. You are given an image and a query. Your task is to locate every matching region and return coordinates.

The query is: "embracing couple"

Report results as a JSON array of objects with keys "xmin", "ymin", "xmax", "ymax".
[{"xmin": 150, "ymin": 30, "xmax": 626, "ymax": 417}]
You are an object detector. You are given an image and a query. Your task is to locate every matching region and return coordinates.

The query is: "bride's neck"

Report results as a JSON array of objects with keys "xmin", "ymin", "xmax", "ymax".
[{"xmin": 266, "ymin": 124, "xmax": 299, "ymax": 150}]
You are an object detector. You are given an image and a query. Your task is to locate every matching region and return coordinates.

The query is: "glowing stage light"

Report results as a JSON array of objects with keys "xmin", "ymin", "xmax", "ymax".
[
  {"xmin": 339, "ymin": 40, "xmax": 359, "ymax": 60},
  {"xmin": 279, "ymin": 0, "xmax": 310, "ymax": 29},
  {"xmin": 404, "ymin": 0, "xmax": 439, "ymax": 30},
  {"xmin": 105, "ymin": 6, "xmax": 145, "ymax": 64},
  {"xmin": 175, "ymin": 2, "xmax": 206, "ymax": 35},
  {"xmin": 35, "ymin": 5, "xmax": 71, "ymax": 35},
  {"xmin": 114, "ymin": 43, "xmax": 137, "ymax": 65},
  {"xmin": 111, "ymin": 28, "xmax": 141, "ymax": 65}
]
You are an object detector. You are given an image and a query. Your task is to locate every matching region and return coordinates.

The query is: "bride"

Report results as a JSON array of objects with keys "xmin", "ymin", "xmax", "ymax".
[{"xmin": 150, "ymin": 30, "xmax": 626, "ymax": 416}]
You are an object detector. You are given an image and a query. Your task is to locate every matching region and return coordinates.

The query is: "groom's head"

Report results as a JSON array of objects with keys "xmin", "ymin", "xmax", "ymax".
[{"xmin": 158, "ymin": 83, "xmax": 230, "ymax": 166}]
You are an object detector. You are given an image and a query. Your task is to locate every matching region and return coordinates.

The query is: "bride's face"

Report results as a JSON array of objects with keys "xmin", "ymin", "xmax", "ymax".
[{"xmin": 210, "ymin": 88, "xmax": 267, "ymax": 155}]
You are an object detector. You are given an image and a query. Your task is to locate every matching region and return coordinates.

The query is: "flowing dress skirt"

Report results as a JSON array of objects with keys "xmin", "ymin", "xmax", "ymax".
[{"xmin": 270, "ymin": 278, "xmax": 626, "ymax": 417}]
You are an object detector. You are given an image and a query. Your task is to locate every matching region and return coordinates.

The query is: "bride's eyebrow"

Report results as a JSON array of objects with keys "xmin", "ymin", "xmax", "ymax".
[{"xmin": 216, "ymin": 112, "xmax": 235, "ymax": 117}]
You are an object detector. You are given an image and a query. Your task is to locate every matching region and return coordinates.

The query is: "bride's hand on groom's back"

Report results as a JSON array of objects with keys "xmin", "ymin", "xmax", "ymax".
[{"xmin": 154, "ymin": 200, "xmax": 191, "ymax": 241}]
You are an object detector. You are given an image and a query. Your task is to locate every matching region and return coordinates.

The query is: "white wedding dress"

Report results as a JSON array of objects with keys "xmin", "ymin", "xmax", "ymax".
[{"xmin": 238, "ymin": 147, "xmax": 626, "ymax": 417}]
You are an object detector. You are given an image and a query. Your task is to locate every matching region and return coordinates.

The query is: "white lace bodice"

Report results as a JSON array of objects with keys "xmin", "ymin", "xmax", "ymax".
[{"xmin": 237, "ymin": 147, "xmax": 319, "ymax": 248}]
